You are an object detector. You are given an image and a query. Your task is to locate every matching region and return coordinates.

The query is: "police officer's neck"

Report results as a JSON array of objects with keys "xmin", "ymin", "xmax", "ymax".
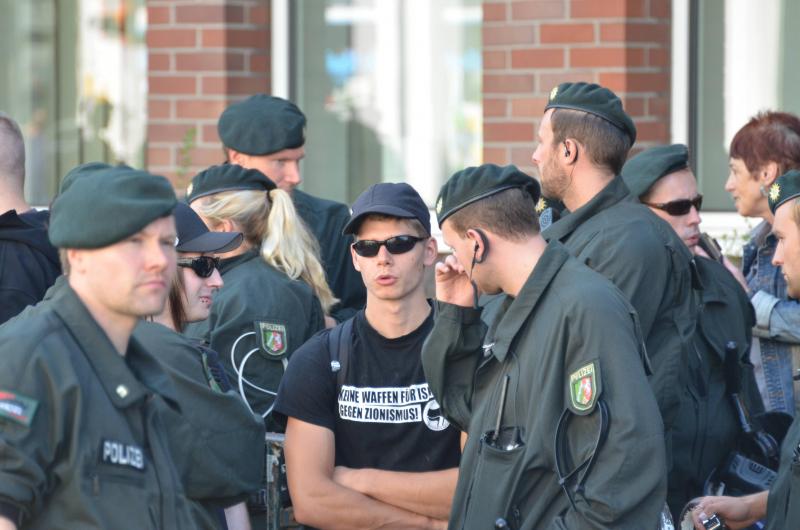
[
  {"xmin": 561, "ymin": 168, "xmax": 615, "ymax": 213},
  {"xmin": 69, "ymin": 276, "xmax": 137, "ymax": 355},
  {"xmin": 493, "ymin": 234, "xmax": 547, "ymax": 298},
  {"xmin": 364, "ymin": 291, "xmax": 431, "ymax": 340}
]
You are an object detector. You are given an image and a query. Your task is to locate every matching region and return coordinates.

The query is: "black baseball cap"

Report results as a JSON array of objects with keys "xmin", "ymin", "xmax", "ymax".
[
  {"xmin": 174, "ymin": 202, "xmax": 243, "ymax": 254},
  {"xmin": 342, "ymin": 182, "xmax": 431, "ymax": 236}
]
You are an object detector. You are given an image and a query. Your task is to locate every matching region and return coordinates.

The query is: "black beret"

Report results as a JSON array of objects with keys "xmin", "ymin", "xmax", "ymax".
[
  {"xmin": 218, "ymin": 95, "xmax": 306, "ymax": 156},
  {"xmin": 768, "ymin": 169, "xmax": 800, "ymax": 214},
  {"xmin": 49, "ymin": 167, "xmax": 177, "ymax": 249},
  {"xmin": 435, "ymin": 164, "xmax": 541, "ymax": 225},
  {"xmin": 621, "ymin": 144, "xmax": 690, "ymax": 198},
  {"xmin": 545, "ymin": 82, "xmax": 637, "ymax": 144},
  {"xmin": 186, "ymin": 164, "xmax": 276, "ymax": 203}
]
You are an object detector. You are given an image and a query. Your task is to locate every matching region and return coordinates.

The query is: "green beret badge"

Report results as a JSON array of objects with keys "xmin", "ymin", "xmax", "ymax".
[
  {"xmin": 435, "ymin": 196, "xmax": 443, "ymax": 216},
  {"xmin": 770, "ymin": 183, "xmax": 781, "ymax": 203},
  {"xmin": 535, "ymin": 197, "xmax": 547, "ymax": 214},
  {"xmin": 550, "ymin": 86, "xmax": 558, "ymax": 101}
]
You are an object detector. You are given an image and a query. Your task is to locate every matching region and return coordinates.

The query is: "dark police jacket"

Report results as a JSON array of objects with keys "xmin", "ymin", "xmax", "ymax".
[
  {"xmin": 0, "ymin": 283, "xmax": 216, "ymax": 529},
  {"xmin": 767, "ymin": 414, "xmax": 800, "ymax": 528},
  {"xmin": 293, "ymin": 189, "xmax": 366, "ymax": 321},
  {"xmin": 134, "ymin": 321, "xmax": 266, "ymax": 505},
  {"xmin": 0, "ymin": 209, "xmax": 60, "ymax": 325},
  {"xmin": 422, "ymin": 241, "xmax": 666, "ymax": 529},
  {"xmin": 668, "ymin": 256, "xmax": 764, "ymax": 516},
  {"xmin": 185, "ymin": 249, "xmax": 325, "ymax": 430},
  {"xmin": 543, "ymin": 176, "xmax": 695, "ymax": 449}
]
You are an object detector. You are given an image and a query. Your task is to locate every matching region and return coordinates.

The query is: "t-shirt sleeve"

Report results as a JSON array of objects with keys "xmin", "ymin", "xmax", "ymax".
[{"xmin": 273, "ymin": 331, "xmax": 338, "ymax": 432}]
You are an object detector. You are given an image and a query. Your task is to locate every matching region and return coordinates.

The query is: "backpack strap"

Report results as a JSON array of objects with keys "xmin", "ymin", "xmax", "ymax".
[{"xmin": 328, "ymin": 318, "xmax": 355, "ymax": 390}]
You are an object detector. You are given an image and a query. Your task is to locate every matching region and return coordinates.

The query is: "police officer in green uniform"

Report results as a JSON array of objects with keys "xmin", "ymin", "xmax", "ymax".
[
  {"xmin": 691, "ymin": 169, "xmax": 800, "ymax": 529},
  {"xmin": 622, "ymin": 144, "xmax": 765, "ymax": 518},
  {"xmin": 184, "ymin": 164, "xmax": 326, "ymax": 431},
  {"xmin": 135, "ymin": 201, "xmax": 267, "ymax": 529},
  {"xmin": 218, "ymin": 94, "xmax": 366, "ymax": 322},
  {"xmin": 0, "ymin": 168, "xmax": 216, "ymax": 529},
  {"xmin": 535, "ymin": 82, "xmax": 696, "ymax": 470},
  {"xmin": 422, "ymin": 164, "xmax": 667, "ymax": 529}
]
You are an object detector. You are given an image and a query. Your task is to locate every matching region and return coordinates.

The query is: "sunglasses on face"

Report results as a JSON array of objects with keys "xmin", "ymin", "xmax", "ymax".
[
  {"xmin": 352, "ymin": 235, "xmax": 426, "ymax": 257},
  {"xmin": 644, "ymin": 194, "xmax": 703, "ymax": 216},
  {"xmin": 177, "ymin": 256, "xmax": 220, "ymax": 278}
]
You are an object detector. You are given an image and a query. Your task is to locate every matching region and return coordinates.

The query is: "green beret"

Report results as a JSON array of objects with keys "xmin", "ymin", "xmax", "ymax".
[
  {"xmin": 218, "ymin": 95, "xmax": 306, "ymax": 156},
  {"xmin": 49, "ymin": 167, "xmax": 177, "ymax": 249},
  {"xmin": 621, "ymin": 144, "xmax": 690, "ymax": 198},
  {"xmin": 435, "ymin": 164, "xmax": 541, "ymax": 225},
  {"xmin": 186, "ymin": 164, "xmax": 276, "ymax": 203},
  {"xmin": 59, "ymin": 162, "xmax": 131, "ymax": 194},
  {"xmin": 768, "ymin": 169, "xmax": 800, "ymax": 214},
  {"xmin": 545, "ymin": 82, "xmax": 637, "ymax": 144}
]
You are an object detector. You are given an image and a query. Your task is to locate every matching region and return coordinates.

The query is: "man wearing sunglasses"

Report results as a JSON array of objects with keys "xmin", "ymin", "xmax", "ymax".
[
  {"xmin": 274, "ymin": 183, "xmax": 461, "ymax": 529},
  {"xmin": 622, "ymin": 144, "xmax": 765, "ymax": 518}
]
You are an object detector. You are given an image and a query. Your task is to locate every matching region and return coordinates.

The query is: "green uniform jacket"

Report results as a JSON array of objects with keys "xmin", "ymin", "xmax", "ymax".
[
  {"xmin": 668, "ymin": 256, "xmax": 764, "ymax": 516},
  {"xmin": 543, "ymin": 176, "xmax": 695, "ymax": 443},
  {"xmin": 185, "ymin": 249, "xmax": 325, "ymax": 430},
  {"xmin": 134, "ymin": 321, "xmax": 266, "ymax": 504},
  {"xmin": 293, "ymin": 189, "xmax": 366, "ymax": 321},
  {"xmin": 0, "ymin": 283, "xmax": 215, "ymax": 529},
  {"xmin": 422, "ymin": 241, "xmax": 666, "ymax": 529},
  {"xmin": 766, "ymin": 414, "xmax": 800, "ymax": 528}
]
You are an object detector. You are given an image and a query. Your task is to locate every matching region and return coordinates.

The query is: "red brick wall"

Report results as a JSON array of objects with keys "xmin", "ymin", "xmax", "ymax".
[
  {"xmin": 482, "ymin": 0, "xmax": 672, "ymax": 176},
  {"xmin": 146, "ymin": 0, "xmax": 271, "ymax": 190}
]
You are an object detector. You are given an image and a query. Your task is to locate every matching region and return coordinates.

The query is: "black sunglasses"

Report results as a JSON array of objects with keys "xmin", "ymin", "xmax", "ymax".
[
  {"xmin": 177, "ymin": 256, "xmax": 220, "ymax": 278},
  {"xmin": 352, "ymin": 235, "xmax": 426, "ymax": 257},
  {"xmin": 644, "ymin": 194, "xmax": 703, "ymax": 216}
]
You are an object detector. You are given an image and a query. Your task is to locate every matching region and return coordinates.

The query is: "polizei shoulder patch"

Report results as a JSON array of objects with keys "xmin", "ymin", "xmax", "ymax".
[
  {"xmin": 256, "ymin": 321, "xmax": 288, "ymax": 357},
  {"xmin": 0, "ymin": 390, "xmax": 39, "ymax": 426},
  {"xmin": 568, "ymin": 360, "xmax": 602, "ymax": 415}
]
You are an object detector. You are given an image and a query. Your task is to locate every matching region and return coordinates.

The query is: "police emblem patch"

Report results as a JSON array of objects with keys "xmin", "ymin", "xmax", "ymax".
[
  {"xmin": 568, "ymin": 361, "xmax": 601, "ymax": 414},
  {"xmin": 0, "ymin": 390, "xmax": 38, "ymax": 426},
  {"xmin": 258, "ymin": 321, "xmax": 288, "ymax": 357},
  {"xmin": 770, "ymin": 183, "xmax": 781, "ymax": 202}
]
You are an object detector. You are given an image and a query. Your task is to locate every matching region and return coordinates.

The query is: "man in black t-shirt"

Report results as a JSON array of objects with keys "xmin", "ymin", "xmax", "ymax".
[{"xmin": 274, "ymin": 183, "xmax": 460, "ymax": 529}]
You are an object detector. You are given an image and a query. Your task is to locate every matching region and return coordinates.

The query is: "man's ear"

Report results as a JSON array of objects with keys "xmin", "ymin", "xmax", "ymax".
[
  {"xmin": 228, "ymin": 149, "xmax": 246, "ymax": 165},
  {"xmin": 422, "ymin": 237, "xmax": 438, "ymax": 267},
  {"xmin": 563, "ymin": 138, "xmax": 579, "ymax": 165},
  {"xmin": 465, "ymin": 228, "xmax": 489, "ymax": 263}
]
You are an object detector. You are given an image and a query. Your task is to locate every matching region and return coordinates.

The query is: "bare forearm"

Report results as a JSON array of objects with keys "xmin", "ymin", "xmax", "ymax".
[
  {"xmin": 293, "ymin": 478, "xmax": 444, "ymax": 530},
  {"xmin": 336, "ymin": 467, "xmax": 457, "ymax": 520}
]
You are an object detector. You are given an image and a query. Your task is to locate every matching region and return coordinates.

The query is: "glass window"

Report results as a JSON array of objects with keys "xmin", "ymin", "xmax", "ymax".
[
  {"xmin": 691, "ymin": 0, "xmax": 800, "ymax": 211},
  {"xmin": 290, "ymin": 0, "xmax": 482, "ymax": 206},
  {"xmin": 0, "ymin": 0, "xmax": 147, "ymax": 206}
]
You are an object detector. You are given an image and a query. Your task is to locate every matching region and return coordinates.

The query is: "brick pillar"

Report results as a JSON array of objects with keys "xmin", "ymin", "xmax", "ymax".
[
  {"xmin": 482, "ymin": 0, "xmax": 671, "ymax": 176},
  {"xmin": 146, "ymin": 0, "xmax": 271, "ymax": 190}
]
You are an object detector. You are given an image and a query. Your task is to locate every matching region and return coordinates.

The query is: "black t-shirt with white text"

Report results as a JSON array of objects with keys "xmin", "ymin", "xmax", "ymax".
[{"xmin": 274, "ymin": 308, "xmax": 460, "ymax": 471}]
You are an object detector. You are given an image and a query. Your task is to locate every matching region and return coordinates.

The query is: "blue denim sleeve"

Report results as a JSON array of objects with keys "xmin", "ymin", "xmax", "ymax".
[{"xmin": 752, "ymin": 289, "xmax": 800, "ymax": 343}]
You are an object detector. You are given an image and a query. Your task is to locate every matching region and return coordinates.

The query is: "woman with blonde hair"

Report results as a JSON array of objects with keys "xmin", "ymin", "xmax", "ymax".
[{"xmin": 185, "ymin": 164, "xmax": 329, "ymax": 431}]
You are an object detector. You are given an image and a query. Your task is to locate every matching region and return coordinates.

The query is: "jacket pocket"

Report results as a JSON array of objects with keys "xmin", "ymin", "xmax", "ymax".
[{"xmin": 462, "ymin": 429, "xmax": 526, "ymax": 530}]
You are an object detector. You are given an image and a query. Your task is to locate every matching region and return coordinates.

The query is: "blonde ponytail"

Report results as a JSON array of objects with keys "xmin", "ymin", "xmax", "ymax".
[{"xmin": 193, "ymin": 189, "xmax": 338, "ymax": 314}]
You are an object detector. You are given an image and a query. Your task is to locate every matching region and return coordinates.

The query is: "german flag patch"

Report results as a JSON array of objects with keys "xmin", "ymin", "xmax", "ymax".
[{"xmin": 0, "ymin": 390, "xmax": 39, "ymax": 427}]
